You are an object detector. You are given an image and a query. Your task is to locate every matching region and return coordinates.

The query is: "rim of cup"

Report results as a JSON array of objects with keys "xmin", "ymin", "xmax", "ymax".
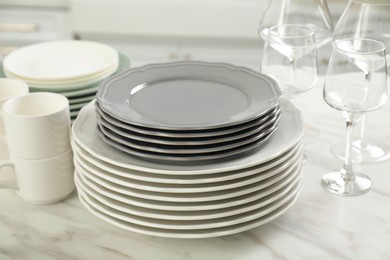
[{"xmin": 2, "ymin": 92, "xmax": 69, "ymax": 118}]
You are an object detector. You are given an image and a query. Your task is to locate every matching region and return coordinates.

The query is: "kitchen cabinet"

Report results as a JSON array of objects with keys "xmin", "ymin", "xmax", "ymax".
[
  {"xmin": 0, "ymin": 1, "xmax": 72, "ymax": 59},
  {"xmin": 78, "ymin": 33, "xmax": 263, "ymax": 70}
]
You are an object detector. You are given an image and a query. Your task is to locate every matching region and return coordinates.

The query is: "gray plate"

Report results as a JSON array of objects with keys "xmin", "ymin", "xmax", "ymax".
[
  {"xmin": 95, "ymin": 101, "xmax": 280, "ymax": 138},
  {"xmin": 97, "ymin": 119, "xmax": 279, "ymax": 155},
  {"xmin": 96, "ymin": 108, "xmax": 281, "ymax": 146},
  {"xmin": 96, "ymin": 61, "xmax": 281, "ymax": 131},
  {"xmin": 97, "ymin": 125, "xmax": 277, "ymax": 163}
]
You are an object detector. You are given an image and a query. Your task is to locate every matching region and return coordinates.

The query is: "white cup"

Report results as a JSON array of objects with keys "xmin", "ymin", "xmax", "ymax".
[
  {"xmin": 2, "ymin": 92, "xmax": 71, "ymax": 160},
  {"xmin": 0, "ymin": 148, "xmax": 75, "ymax": 204},
  {"xmin": 0, "ymin": 78, "xmax": 29, "ymax": 136}
]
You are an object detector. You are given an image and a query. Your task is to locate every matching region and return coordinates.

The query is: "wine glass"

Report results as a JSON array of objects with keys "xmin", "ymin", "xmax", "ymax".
[
  {"xmin": 331, "ymin": 0, "xmax": 390, "ymax": 164},
  {"xmin": 261, "ymin": 24, "xmax": 318, "ymax": 149},
  {"xmin": 322, "ymin": 38, "xmax": 388, "ymax": 196},
  {"xmin": 261, "ymin": 24, "xmax": 318, "ymax": 100},
  {"xmin": 258, "ymin": 0, "xmax": 334, "ymax": 48}
]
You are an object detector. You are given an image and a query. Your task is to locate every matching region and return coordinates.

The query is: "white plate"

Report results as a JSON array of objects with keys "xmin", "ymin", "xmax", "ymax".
[
  {"xmin": 96, "ymin": 61, "xmax": 281, "ymax": 130},
  {"xmin": 44, "ymin": 52, "xmax": 130, "ymax": 97},
  {"xmin": 7, "ymin": 61, "xmax": 117, "ymax": 86},
  {"xmin": 95, "ymin": 102, "xmax": 280, "ymax": 138},
  {"xmin": 72, "ymin": 141, "xmax": 301, "ymax": 184},
  {"xmin": 23, "ymin": 63, "xmax": 118, "ymax": 91},
  {"xmin": 76, "ymin": 162, "xmax": 301, "ymax": 211},
  {"xmin": 76, "ymin": 175, "xmax": 301, "ymax": 230},
  {"xmin": 76, "ymin": 160, "xmax": 302, "ymax": 202},
  {"xmin": 4, "ymin": 40, "xmax": 118, "ymax": 81},
  {"xmin": 76, "ymin": 181, "xmax": 301, "ymax": 238},
  {"xmin": 76, "ymin": 172, "xmax": 301, "ymax": 221},
  {"xmin": 73, "ymin": 148, "xmax": 302, "ymax": 193},
  {"xmin": 72, "ymin": 100, "xmax": 303, "ymax": 174}
]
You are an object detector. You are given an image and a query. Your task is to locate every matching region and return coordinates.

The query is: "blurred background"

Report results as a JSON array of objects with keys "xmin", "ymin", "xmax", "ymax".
[{"xmin": 0, "ymin": 0, "xmax": 348, "ymax": 71}]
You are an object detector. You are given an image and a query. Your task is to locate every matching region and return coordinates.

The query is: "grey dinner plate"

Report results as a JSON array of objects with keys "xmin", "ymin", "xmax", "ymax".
[
  {"xmin": 96, "ymin": 61, "xmax": 281, "ymax": 131},
  {"xmin": 95, "ymin": 101, "xmax": 280, "ymax": 138}
]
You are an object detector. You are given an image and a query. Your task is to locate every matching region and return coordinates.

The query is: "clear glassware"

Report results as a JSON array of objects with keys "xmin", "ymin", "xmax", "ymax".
[
  {"xmin": 258, "ymin": 0, "xmax": 334, "ymax": 48},
  {"xmin": 261, "ymin": 24, "xmax": 318, "ymax": 100},
  {"xmin": 331, "ymin": 0, "xmax": 390, "ymax": 164},
  {"xmin": 322, "ymin": 38, "xmax": 388, "ymax": 196},
  {"xmin": 261, "ymin": 24, "xmax": 318, "ymax": 150}
]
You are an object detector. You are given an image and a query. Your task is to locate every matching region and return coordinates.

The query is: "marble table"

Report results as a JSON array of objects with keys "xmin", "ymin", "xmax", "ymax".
[{"xmin": 1, "ymin": 81, "xmax": 390, "ymax": 260}]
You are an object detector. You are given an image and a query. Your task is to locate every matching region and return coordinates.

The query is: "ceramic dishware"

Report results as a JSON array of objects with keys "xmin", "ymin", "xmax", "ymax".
[
  {"xmin": 0, "ymin": 78, "xmax": 29, "ymax": 136},
  {"xmin": 2, "ymin": 92, "xmax": 71, "ymax": 160},
  {"xmin": 0, "ymin": 148, "xmax": 75, "ymax": 204}
]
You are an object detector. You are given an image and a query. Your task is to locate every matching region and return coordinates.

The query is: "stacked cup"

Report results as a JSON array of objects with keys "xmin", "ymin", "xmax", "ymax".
[
  {"xmin": 0, "ymin": 78, "xmax": 29, "ymax": 183},
  {"xmin": 0, "ymin": 92, "xmax": 75, "ymax": 204}
]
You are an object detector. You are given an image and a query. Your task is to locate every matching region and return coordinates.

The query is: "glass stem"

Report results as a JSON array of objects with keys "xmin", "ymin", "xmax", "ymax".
[
  {"xmin": 342, "ymin": 115, "xmax": 359, "ymax": 181},
  {"xmin": 286, "ymin": 58, "xmax": 295, "ymax": 100},
  {"xmin": 356, "ymin": 114, "xmax": 367, "ymax": 148}
]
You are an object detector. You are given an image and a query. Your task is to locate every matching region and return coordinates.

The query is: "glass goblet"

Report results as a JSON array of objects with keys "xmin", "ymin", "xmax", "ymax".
[
  {"xmin": 258, "ymin": 0, "xmax": 334, "ymax": 48},
  {"xmin": 261, "ymin": 24, "xmax": 318, "ymax": 100},
  {"xmin": 261, "ymin": 24, "xmax": 319, "ymax": 145},
  {"xmin": 331, "ymin": 0, "xmax": 390, "ymax": 164},
  {"xmin": 322, "ymin": 38, "xmax": 388, "ymax": 196}
]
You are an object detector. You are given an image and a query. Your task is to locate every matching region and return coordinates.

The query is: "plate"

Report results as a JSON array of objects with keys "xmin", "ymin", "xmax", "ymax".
[
  {"xmin": 72, "ymin": 100, "xmax": 303, "ymax": 174},
  {"xmin": 97, "ymin": 118, "xmax": 279, "ymax": 154},
  {"xmin": 97, "ymin": 125, "xmax": 276, "ymax": 163},
  {"xmin": 76, "ymin": 172, "xmax": 301, "ymax": 221},
  {"xmin": 76, "ymin": 163, "xmax": 301, "ymax": 211},
  {"xmin": 70, "ymin": 102, "xmax": 90, "ymax": 111},
  {"xmin": 69, "ymin": 94, "xmax": 97, "ymax": 105},
  {"xmin": 72, "ymin": 141, "xmax": 301, "ymax": 184},
  {"xmin": 96, "ymin": 61, "xmax": 281, "ymax": 130},
  {"xmin": 73, "ymin": 149, "xmax": 302, "ymax": 193},
  {"xmin": 76, "ymin": 161, "xmax": 302, "ymax": 202},
  {"xmin": 7, "ymin": 61, "xmax": 117, "ymax": 86},
  {"xmin": 3, "ymin": 40, "xmax": 118, "ymax": 80},
  {"xmin": 76, "ymin": 179, "xmax": 301, "ymax": 238},
  {"xmin": 76, "ymin": 174, "xmax": 301, "ymax": 230},
  {"xmin": 24, "ymin": 63, "xmax": 118, "ymax": 91},
  {"xmin": 95, "ymin": 102, "xmax": 280, "ymax": 138},
  {"xmin": 49, "ymin": 52, "xmax": 130, "ymax": 98},
  {"xmin": 96, "ymin": 111, "xmax": 280, "ymax": 146}
]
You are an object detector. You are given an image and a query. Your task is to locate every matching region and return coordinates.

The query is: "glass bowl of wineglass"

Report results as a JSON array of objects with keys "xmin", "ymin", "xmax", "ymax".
[
  {"xmin": 322, "ymin": 38, "xmax": 388, "ymax": 196},
  {"xmin": 331, "ymin": 0, "xmax": 390, "ymax": 164},
  {"xmin": 258, "ymin": 0, "xmax": 334, "ymax": 48},
  {"xmin": 261, "ymin": 24, "xmax": 318, "ymax": 100},
  {"xmin": 261, "ymin": 24, "xmax": 318, "ymax": 149}
]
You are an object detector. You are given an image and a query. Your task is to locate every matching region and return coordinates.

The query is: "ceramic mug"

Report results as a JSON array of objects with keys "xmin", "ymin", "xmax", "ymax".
[
  {"xmin": 0, "ymin": 78, "xmax": 29, "ymax": 136},
  {"xmin": 0, "ymin": 148, "xmax": 75, "ymax": 204},
  {"xmin": 2, "ymin": 92, "xmax": 71, "ymax": 160}
]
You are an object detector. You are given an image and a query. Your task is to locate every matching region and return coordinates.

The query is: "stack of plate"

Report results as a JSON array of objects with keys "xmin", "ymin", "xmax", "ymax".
[
  {"xmin": 95, "ymin": 61, "xmax": 282, "ymax": 163},
  {"xmin": 2, "ymin": 40, "xmax": 130, "ymax": 120},
  {"xmin": 71, "ymin": 100, "xmax": 304, "ymax": 238}
]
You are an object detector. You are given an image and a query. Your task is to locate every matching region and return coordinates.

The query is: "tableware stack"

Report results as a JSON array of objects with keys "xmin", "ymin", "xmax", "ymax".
[
  {"xmin": 71, "ymin": 61, "xmax": 305, "ymax": 238},
  {"xmin": 1, "ymin": 40, "xmax": 130, "ymax": 121}
]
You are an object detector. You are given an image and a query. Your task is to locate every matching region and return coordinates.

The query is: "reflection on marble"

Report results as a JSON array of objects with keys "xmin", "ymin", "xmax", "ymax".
[{"xmin": 1, "ymin": 83, "xmax": 390, "ymax": 259}]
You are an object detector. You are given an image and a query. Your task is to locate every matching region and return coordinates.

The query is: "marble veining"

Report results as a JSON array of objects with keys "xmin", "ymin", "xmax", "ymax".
[{"xmin": 1, "ymin": 82, "xmax": 390, "ymax": 259}]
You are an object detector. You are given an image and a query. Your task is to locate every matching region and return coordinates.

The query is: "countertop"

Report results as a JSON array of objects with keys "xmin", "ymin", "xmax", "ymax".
[{"xmin": 1, "ymin": 79, "xmax": 390, "ymax": 259}]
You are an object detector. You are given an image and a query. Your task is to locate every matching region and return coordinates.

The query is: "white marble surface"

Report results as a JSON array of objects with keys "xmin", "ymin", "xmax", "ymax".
[{"xmin": 1, "ymin": 80, "xmax": 390, "ymax": 259}]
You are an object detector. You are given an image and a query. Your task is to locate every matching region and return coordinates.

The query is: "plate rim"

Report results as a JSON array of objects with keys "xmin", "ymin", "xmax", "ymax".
[{"xmin": 96, "ymin": 60, "xmax": 282, "ymax": 130}]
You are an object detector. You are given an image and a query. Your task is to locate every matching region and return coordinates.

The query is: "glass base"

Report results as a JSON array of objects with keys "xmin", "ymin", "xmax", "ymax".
[
  {"xmin": 331, "ymin": 137, "xmax": 390, "ymax": 164},
  {"xmin": 321, "ymin": 170, "xmax": 371, "ymax": 196}
]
